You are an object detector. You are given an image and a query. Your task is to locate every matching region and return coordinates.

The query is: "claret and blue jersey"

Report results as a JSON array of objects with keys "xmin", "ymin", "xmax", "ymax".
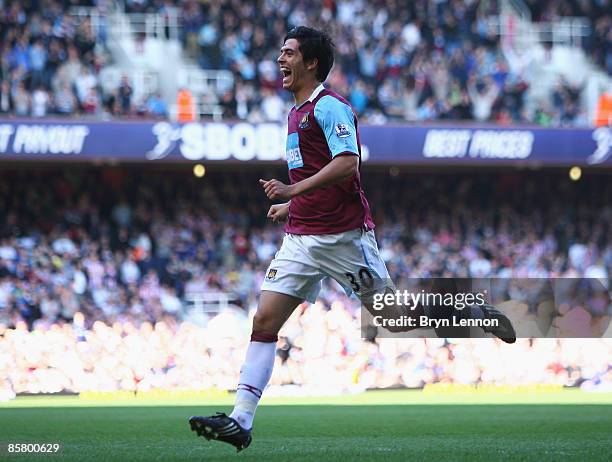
[{"xmin": 285, "ymin": 84, "xmax": 375, "ymax": 235}]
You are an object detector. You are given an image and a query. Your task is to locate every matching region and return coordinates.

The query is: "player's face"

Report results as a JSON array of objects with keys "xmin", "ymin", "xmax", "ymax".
[{"xmin": 278, "ymin": 39, "xmax": 309, "ymax": 92}]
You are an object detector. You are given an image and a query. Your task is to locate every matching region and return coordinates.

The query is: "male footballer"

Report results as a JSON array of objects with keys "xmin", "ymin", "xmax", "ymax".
[{"xmin": 188, "ymin": 26, "xmax": 515, "ymax": 452}]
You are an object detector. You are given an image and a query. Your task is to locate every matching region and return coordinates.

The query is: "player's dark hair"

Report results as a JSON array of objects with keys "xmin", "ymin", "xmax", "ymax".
[{"xmin": 284, "ymin": 26, "xmax": 335, "ymax": 82}]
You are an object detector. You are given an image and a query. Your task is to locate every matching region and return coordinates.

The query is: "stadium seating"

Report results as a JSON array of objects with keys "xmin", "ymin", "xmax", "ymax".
[
  {"xmin": 1, "ymin": 0, "xmax": 609, "ymax": 124},
  {"xmin": 0, "ymin": 168, "xmax": 610, "ymax": 393},
  {"xmin": 0, "ymin": 0, "xmax": 610, "ymax": 398}
]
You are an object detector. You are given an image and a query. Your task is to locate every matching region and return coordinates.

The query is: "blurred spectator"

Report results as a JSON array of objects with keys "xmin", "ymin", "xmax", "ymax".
[
  {"xmin": 176, "ymin": 87, "xmax": 195, "ymax": 122},
  {"xmin": 11, "ymin": 81, "xmax": 29, "ymax": 116},
  {"xmin": 28, "ymin": 39, "xmax": 47, "ymax": 88},
  {"xmin": 468, "ymin": 77, "xmax": 499, "ymax": 121},
  {"xmin": 30, "ymin": 85, "xmax": 49, "ymax": 117},
  {"xmin": 74, "ymin": 67, "xmax": 97, "ymax": 106},
  {"xmin": 55, "ymin": 82, "xmax": 77, "ymax": 114},
  {"xmin": 594, "ymin": 92, "xmax": 612, "ymax": 127},
  {"xmin": 260, "ymin": 87, "xmax": 285, "ymax": 122},
  {"xmin": 118, "ymin": 75, "xmax": 134, "ymax": 116},
  {"xmin": 0, "ymin": 80, "xmax": 12, "ymax": 114},
  {"xmin": 53, "ymin": 46, "xmax": 83, "ymax": 94},
  {"xmin": 146, "ymin": 92, "xmax": 168, "ymax": 118},
  {"xmin": 82, "ymin": 87, "xmax": 100, "ymax": 114}
]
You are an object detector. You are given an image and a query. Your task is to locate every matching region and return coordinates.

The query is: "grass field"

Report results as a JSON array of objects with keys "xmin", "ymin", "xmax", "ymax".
[{"xmin": 1, "ymin": 390, "xmax": 611, "ymax": 461}]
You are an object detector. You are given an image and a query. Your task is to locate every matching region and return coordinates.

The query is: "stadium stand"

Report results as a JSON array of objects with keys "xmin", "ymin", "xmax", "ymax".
[
  {"xmin": 0, "ymin": 0, "xmax": 610, "ymax": 398},
  {"xmin": 2, "ymin": 321, "xmax": 611, "ymax": 395},
  {"xmin": 1, "ymin": 169, "xmax": 610, "ymax": 328},
  {"xmin": 0, "ymin": 168, "xmax": 610, "ymax": 394},
  {"xmin": 1, "ymin": 0, "xmax": 609, "ymax": 123}
]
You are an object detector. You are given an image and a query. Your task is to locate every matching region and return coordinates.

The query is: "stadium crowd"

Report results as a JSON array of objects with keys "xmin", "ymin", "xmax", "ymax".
[
  {"xmin": 0, "ymin": 0, "xmax": 167, "ymax": 119},
  {"xmin": 0, "ymin": 168, "xmax": 610, "ymax": 395},
  {"xmin": 184, "ymin": 0, "xmax": 610, "ymax": 126},
  {"xmin": 2, "ymin": 315, "xmax": 611, "ymax": 396},
  {"xmin": 1, "ymin": 168, "xmax": 610, "ymax": 328},
  {"xmin": 1, "ymin": 0, "xmax": 610, "ymax": 124}
]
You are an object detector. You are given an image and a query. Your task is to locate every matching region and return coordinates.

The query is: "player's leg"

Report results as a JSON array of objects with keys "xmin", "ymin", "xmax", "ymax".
[
  {"xmin": 189, "ymin": 291, "xmax": 303, "ymax": 451},
  {"xmin": 309, "ymin": 228, "xmax": 423, "ymax": 333},
  {"xmin": 313, "ymin": 229, "xmax": 516, "ymax": 341},
  {"xmin": 354, "ymin": 231, "xmax": 516, "ymax": 341},
  {"xmin": 190, "ymin": 234, "xmax": 324, "ymax": 451},
  {"xmin": 229, "ymin": 290, "xmax": 302, "ymax": 429},
  {"xmin": 408, "ymin": 275, "xmax": 517, "ymax": 342},
  {"xmin": 346, "ymin": 229, "xmax": 426, "ymax": 333},
  {"xmin": 427, "ymin": 277, "xmax": 471, "ymax": 338}
]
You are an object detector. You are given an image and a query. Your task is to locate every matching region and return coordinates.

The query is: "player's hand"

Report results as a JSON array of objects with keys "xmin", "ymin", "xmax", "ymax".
[
  {"xmin": 259, "ymin": 179, "xmax": 294, "ymax": 201},
  {"xmin": 267, "ymin": 202, "xmax": 290, "ymax": 223}
]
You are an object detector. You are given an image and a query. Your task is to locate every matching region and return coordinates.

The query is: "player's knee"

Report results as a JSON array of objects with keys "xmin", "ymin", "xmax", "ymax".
[{"xmin": 252, "ymin": 310, "xmax": 279, "ymax": 335}]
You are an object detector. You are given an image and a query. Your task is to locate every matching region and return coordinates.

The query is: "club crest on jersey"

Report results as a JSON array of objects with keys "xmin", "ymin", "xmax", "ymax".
[
  {"xmin": 299, "ymin": 112, "xmax": 310, "ymax": 129},
  {"xmin": 266, "ymin": 268, "xmax": 278, "ymax": 281},
  {"xmin": 335, "ymin": 123, "xmax": 351, "ymax": 138}
]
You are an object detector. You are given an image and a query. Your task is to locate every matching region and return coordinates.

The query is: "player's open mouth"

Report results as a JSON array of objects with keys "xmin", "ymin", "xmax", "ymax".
[{"xmin": 281, "ymin": 68, "xmax": 292, "ymax": 84}]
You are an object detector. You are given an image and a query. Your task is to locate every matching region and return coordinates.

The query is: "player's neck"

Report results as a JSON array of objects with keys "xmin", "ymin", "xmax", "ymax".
[{"xmin": 293, "ymin": 82, "xmax": 320, "ymax": 108}]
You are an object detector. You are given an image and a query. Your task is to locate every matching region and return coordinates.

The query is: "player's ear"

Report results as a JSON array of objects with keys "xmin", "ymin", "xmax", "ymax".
[{"xmin": 306, "ymin": 58, "xmax": 318, "ymax": 73}]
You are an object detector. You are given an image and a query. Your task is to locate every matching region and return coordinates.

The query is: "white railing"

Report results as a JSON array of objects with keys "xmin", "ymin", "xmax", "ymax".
[
  {"xmin": 487, "ymin": 15, "xmax": 591, "ymax": 48},
  {"xmin": 184, "ymin": 292, "xmax": 238, "ymax": 313},
  {"xmin": 176, "ymin": 67, "xmax": 234, "ymax": 98},
  {"xmin": 533, "ymin": 18, "xmax": 591, "ymax": 47},
  {"xmin": 109, "ymin": 9, "xmax": 180, "ymax": 41}
]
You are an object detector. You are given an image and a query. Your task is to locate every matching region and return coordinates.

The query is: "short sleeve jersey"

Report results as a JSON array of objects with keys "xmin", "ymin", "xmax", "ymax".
[{"xmin": 285, "ymin": 84, "xmax": 375, "ymax": 235}]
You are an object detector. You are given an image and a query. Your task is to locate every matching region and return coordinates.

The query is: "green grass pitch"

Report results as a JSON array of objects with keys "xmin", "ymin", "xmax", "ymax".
[{"xmin": 1, "ymin": 390, "xmax": 611, "ymax": 461}]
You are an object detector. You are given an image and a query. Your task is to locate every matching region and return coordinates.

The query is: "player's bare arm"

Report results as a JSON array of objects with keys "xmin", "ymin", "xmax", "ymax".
[{"xmin": 259, "ymin": 155, "xmax": 358, "ymax": 200}]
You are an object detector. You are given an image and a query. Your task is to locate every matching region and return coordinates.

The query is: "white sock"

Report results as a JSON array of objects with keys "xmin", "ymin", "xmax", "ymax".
[{"xmin": 229, "ymin": 341, "xmax": 276, "ymax": 430}]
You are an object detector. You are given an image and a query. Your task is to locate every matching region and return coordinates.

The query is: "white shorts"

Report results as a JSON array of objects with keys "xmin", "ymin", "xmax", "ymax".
[{"xmin": 261, "ymin": 228, "xmax": 393, "ymax": 303}]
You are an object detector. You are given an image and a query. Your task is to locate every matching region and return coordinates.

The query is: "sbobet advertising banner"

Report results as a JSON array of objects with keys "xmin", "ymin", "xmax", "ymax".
[{"xmin": 0, "ymin": 119, "xmax": 610, "ymax": 166}]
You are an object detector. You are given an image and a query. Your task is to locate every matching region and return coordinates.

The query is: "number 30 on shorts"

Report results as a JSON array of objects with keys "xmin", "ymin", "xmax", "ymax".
[{"xmin": 345, "ymin": 268, "xmax": 374, "ymax": 293}]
